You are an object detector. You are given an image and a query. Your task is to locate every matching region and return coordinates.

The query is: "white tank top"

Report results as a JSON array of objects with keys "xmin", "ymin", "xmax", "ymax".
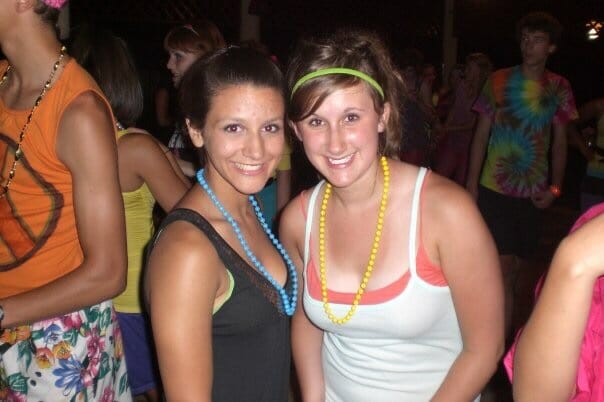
[{"xmin": 302, "ymin": 168, "xmax": 479, "ymax": 402}]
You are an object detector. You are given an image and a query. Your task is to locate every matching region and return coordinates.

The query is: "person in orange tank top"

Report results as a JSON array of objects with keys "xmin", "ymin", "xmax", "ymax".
[{"xmin": 0, "ymin": 1, "xmax": 131, "ymax": 400}]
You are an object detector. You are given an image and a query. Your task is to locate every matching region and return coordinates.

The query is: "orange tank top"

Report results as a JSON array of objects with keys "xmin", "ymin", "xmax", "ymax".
[{"xmin": 0, "ymin": 59, "xmax": 114, "ymax": 297}]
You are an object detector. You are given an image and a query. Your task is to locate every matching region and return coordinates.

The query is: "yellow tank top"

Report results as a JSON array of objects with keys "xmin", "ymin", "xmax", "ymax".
[{"xmin": 113, "ymin": 129, "xmax": 156, "ymax": 313}]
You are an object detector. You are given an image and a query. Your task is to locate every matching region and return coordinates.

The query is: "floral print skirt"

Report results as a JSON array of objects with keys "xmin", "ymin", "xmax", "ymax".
[{"xmin": 0, "ymin": 300, "xmax": 132, "ymax": 401}]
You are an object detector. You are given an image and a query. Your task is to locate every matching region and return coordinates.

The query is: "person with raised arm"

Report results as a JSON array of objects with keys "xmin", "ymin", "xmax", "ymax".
[{"xmin": 509, "ymin": 204, "xmax": 604, "ymax": 401}]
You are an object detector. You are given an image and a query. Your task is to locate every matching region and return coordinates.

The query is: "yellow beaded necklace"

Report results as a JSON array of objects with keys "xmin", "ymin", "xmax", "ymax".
[{"xmin": 319, "ymin": 156, "xmax": 390, "ymax": 325}]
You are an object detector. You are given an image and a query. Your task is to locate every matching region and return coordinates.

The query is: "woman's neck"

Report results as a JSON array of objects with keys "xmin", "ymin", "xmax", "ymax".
[
  {"xmin": 2, "ymin": 34, "xmax": 64, "ymax": 92},
  {"xmin": 329, "ymin": 158, "xmax": 383, "ymax": 211},
  {"xmin": 200, "ymin": 169, "xmax": 254, "ymax": 221}
]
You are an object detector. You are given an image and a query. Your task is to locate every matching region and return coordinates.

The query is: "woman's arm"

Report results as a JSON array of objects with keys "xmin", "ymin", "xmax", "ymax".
[
  {"xmin": 158, "ymin": 141, "xmax": 192, "ymax": 188},
  {"xmin": 426, "ymin": 177, "xmax": 505, "ymax": 401},
  {"xmin": 280, "ymin": 197, "xmax": 326, "ymax": 402},
  {"xmin": 0, "ymin": 91, "xmax": 127, "ymax": 327},
  {"xmin": 118, "ymin": 131, "xmax": 190, "ymax": 211},
  {"xmin": 513, "ymin": 214, "xmax": 604, "ymax": 402},
  {"xmin": 145, "ymin": 221, "xmax": 223, "ymax": 401}
]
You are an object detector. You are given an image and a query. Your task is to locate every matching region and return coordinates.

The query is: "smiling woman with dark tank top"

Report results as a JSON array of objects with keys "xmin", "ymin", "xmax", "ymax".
[{"xmin": 144, "ymin": 46, "xmax": 296, "ymax": 402}]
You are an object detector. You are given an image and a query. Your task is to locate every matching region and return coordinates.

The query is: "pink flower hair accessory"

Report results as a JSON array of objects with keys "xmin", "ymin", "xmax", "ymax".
[{"xmin": 41, "ymin": 0, "xmax": 68, "ymax": 9}]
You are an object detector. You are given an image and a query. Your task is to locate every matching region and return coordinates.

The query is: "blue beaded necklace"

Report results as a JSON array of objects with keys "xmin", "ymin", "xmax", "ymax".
[{"xmin": 196, "ymin": 169, "xmax": 298, "ymax": 316}]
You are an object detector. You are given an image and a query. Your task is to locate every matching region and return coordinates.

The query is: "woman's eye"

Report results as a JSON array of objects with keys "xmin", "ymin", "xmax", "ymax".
[
  {"xmin": 308, "ymin": 118, "xmax": 323, "ymax": 127},
  {"xmin": 224, "ymin": 124, "xmax": 241, "ymax": 133},
  {"xmin": 264, "ymin": 124, "xmax": 281, "ymax": 133},
  {"xmin": 344, "ymin": 114, "xmax": 359, "ymax": 123}
]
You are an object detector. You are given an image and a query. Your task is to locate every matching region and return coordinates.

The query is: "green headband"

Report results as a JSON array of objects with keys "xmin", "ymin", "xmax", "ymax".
[{"xmin": 291, "ymin": 67, "xmax": 385, "ymax": 99}]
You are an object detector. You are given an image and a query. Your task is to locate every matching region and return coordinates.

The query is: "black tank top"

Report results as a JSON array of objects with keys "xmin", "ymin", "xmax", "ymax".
[{"xmin": 148, "ymin": 208, "xmax": 291, "ymax": 401}]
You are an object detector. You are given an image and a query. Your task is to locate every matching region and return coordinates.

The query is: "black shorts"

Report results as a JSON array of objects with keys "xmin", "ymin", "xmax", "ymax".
[{"xmin": 477, "ymin": 185, "xmax": 542, "ymax": 258}]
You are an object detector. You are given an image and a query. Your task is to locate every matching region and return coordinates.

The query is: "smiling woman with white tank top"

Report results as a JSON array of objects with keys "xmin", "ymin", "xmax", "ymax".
[
  {"xmin": 302, "ymin": 168, "xmax": 471, "ymax": 401},
  {"xmin": 280, "ymin": 28, "xmax": 505, "ymax": 401}
]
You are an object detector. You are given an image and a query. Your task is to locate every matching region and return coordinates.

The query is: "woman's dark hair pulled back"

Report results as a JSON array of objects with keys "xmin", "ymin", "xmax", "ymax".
[{"xmin": 178, "ymin": 46, "xmax": 286, "ymax": 132}]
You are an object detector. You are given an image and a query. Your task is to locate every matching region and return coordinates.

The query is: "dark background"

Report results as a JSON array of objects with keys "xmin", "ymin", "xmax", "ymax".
[
  {"xmin": 69, "ymin": 0, "xmax": 603, "ymax": 202},
  {"xmin": 70, "ymin": 0, "xmax": 604, "ymax": 104},
  {"xmin": 65, "ymin": 4, "xmax": 602, "ymax": 399}
]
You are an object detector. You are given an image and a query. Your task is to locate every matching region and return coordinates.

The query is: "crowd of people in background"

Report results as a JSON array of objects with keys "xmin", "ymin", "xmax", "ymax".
[{"xmin": 1, "ymin": 1, "xmax": 604, "ymax": 401}]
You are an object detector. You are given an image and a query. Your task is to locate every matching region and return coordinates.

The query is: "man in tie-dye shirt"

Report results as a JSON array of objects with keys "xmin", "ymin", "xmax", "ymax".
[{"xmin": 465, "ymin": 12, "xmax": 578, "ymax": 336}]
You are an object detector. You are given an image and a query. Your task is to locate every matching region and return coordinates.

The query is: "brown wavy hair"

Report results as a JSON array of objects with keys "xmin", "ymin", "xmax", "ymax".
[
  {"xmin": 178, "ymin": 46, "xmax": 285, "ymax": 132},
  {"xmin": 286, "ymin": 29, "xmax": 406, "ymax": 159}
]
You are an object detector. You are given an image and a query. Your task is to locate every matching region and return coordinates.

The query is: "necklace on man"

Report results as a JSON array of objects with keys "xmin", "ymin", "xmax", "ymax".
[
  {"xmin": 0, "ymin": 46, "xmax": 67, "ymax": 199},
  {"xmin": 196, "ymin": 169, "xmax": 298, "ymax": 316},
  {"xmin": 319, "ymin": 156, "xmax": 390, "ymax": 325}
]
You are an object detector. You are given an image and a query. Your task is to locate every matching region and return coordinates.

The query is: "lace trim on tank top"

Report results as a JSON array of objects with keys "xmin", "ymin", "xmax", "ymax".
[
  {"xmin": 149, "ymin": 208, "xmax": 288, "ymax": 315},
  {"xmin": 299, "ymin": 170, "xmax": 446, "ymax": 305}
]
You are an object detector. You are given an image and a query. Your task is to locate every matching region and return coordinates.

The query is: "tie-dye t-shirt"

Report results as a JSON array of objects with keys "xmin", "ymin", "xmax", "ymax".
[{"xmin": 473, "ymin": 66, "xmax": 578, "ymax": 197}]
